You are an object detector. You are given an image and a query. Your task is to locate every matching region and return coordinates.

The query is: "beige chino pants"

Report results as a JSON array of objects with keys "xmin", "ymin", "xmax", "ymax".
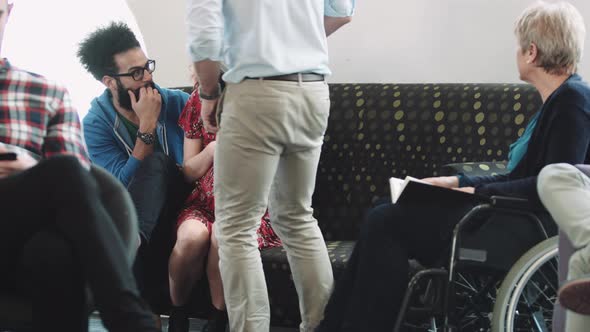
[{"xmin": 214, "ymin": 78, "xmax": 334, "ymax": 332}]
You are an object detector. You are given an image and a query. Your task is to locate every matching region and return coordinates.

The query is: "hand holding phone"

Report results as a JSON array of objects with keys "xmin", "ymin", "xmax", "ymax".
[
  {"xmin": 0, "ymin": 152, "xmax": 17, "ymax": 161},
  {"xmin": 0, "ymin": 151, "xmax": 37, "ymax": 178}
]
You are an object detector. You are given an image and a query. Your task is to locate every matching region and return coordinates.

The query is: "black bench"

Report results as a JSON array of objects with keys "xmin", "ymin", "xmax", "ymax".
[{"xmin": 174, "ymin": 82, "xmax": 542, "ymax": 327}]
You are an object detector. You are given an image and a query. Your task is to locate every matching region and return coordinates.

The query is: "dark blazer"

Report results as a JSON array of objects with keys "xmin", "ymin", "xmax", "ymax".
[{"xmin": 463, "ymin": 74, "xmax": 590, "ymax": 204}]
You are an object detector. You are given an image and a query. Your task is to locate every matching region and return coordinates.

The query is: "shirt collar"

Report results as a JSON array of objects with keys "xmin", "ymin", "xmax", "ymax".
[
  {"xmin": 0, "ymin": 58, "xmax": 11, "ymax": 73},
  {"xmin": 0, "ymin": 58, "xmax": 10, "ymax": 72}
]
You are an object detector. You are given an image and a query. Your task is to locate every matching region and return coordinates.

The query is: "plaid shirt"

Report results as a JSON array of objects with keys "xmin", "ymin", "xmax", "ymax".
[{"xmin": 0, "ymin": 59, "xmax": 89, "ymax": 167}]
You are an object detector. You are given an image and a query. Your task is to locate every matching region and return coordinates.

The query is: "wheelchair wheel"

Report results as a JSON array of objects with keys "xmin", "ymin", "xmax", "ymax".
[
  {"xmin": 454, "ymin": 271, "xmax": 503, "ymax": 331},
  {"xmin": 398, "ymin": 268, "xmax": 503, "ymax": 331},
  {"xmin": 491, "ymin": 236, "xmax": 558, "ymax": 332}
]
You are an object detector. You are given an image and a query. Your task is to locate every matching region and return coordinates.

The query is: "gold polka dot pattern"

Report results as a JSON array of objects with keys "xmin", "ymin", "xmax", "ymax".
[
  {"xmin": 175, "ymin": 84, "xmax": 542, "ymax": 242},
  {"xmin": 314, "ymin": 83, "xmax": 542, "ymax": 241}
]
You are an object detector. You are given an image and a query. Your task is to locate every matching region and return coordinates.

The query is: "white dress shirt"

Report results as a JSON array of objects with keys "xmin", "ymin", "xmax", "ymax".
[{"xmin": 186, "ymin": 0, "xmax": 355, "ymax": 83}]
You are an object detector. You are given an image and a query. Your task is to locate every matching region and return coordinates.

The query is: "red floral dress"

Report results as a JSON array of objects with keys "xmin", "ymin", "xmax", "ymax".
[{"xmin": 177, "ymin": 90, "xmax": 281, "ymax": 250}]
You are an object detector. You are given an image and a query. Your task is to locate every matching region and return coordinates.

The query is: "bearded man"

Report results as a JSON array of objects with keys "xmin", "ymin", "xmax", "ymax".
[{"xmin": 79, "ymin": 22, "xmax": 190, "ymax": 315}]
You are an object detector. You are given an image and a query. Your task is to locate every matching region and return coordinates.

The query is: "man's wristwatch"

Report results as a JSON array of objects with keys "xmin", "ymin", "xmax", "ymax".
[
  {"xmin": 136, "ymin": 130, "xmax": 156, "ymax": 145},
  {"xmin": 198, "ymin": 83, "xmax": 222, "ymax": 100}
]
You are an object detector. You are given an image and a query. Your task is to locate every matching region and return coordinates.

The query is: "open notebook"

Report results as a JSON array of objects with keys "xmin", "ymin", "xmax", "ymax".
[
  {"xmin": 389, "ymin": 176, "xmax": 429, "ymax": 204},
  {"xmin": 389, "ymin": 176, "xmax": 485, "ymax": 205}
]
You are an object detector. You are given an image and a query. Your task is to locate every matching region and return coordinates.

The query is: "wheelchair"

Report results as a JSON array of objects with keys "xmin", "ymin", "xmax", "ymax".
[{"xmin": 393, "ymin": 196, "xmax": 558, "ymax": 332}]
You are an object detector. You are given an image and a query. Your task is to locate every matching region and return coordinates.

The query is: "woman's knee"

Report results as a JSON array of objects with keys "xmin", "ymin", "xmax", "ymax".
[
  {"xmin": 41, "ymin": 156, "xmax": 88, "ymax": 182},
  {"xmin": 175, "ymin": 221, "xmax": 210, "ymax": 254},
  {"xmin": 143, "ymin": 151, "xmax": 168, "ymax": 164},
  {"xmin": 37, "ymin": 156, "xmax": 96, "ymax": 198},
  {"xmin": 130, "ymin": 152, "xmax": 182, "ymax": 193},
  {"xmin": 139, "ymin": 152, "xmax": 175, "ymax": 175}
]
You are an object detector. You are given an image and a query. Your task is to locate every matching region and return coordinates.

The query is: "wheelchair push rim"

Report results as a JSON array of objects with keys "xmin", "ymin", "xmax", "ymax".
[{"xmin": 492, "ymin": 236, "xmax": 558, "ymax": 332}]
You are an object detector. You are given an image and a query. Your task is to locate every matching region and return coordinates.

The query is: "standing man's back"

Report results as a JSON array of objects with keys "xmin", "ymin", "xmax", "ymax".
[
  {"xmin": 187, "ymin": 0, "xmax": 354, "ymax": 331},
  {"xmin": 192, "ymin": 1, "xmax": 349, "ymax": 83}
]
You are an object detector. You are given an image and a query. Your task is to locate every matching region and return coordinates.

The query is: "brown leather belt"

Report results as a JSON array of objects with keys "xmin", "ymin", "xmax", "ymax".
[{"xmin": 248, "ymin": 73, "xmax": 325, "ymax": 82}]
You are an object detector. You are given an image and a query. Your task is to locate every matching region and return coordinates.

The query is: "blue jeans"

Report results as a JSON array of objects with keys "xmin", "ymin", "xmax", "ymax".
[
  {"xmin": 127, "ymin": 152, "xmax": 188, "ymax": 243},
  {"xmin": 126, "ymin": 152, "xmax": 190, "ymax": 308}
]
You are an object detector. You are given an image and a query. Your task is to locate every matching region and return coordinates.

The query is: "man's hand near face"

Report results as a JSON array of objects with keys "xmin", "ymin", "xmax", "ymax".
[
  {"xmin": 129, "ymin": 86, "xmax": 161, "ymax": 161},
  {"xmin": 129, "ymin": 86, "xmax": 162, "ymax": 133}
]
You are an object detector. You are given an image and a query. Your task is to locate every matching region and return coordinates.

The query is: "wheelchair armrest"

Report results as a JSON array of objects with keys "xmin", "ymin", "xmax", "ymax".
[
  {"xmin": 489, "ymin": 195, "xmax": 548, "ymax": 214},
  {"xmin": 489, "ymin": 195, "xmax": 534, "ymax": 211},
  {"xmin": 456, "ymin": 196, "xmax": 549, "ymax": 242}
]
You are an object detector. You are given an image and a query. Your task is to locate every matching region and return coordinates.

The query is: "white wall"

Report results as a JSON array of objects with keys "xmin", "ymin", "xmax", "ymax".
[
  {"xmin": 4, "ymin": 0, "xmax": 145, "ymax": 118},
  {"xmin": 128, "ymin": 0, "xmax": 590, "ymax": 87},
  {"xmin": 126, "ymin": 0, "xmax": 191, "ymax": 88}
]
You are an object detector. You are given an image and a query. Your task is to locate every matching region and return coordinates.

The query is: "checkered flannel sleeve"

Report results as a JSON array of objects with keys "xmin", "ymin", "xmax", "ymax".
[{"xmin": 43, "ymin": 85, "xmax": 91, "ymax": 169}]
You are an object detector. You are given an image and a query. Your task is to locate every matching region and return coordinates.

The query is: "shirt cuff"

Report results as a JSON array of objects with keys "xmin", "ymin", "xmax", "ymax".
[
  {"xmin": 457, "ymin": 173, "xmax": 474, "ymax": 187},
  {"xmin": 325, "ymin": 0, "xmax": 355, "ymax": 17},
  {"xmin": 127, "ymin": 155, "xmax": 142, "ymax": 171},
  {"xmin": 123, "ymin": 155, "xmax": 143, "ymax": 185},
  {"xmin": 187, "ymin": 42, "xmax": 223, "ymax": 63}
]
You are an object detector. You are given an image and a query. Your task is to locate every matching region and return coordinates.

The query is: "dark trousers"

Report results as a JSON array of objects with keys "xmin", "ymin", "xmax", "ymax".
[
  {"xmin": 319, "ymin": 199, "xmax": 555, "ymax": 332},
  {"xmin": 18, "ymin": 231, "xmax": 87, "ymax": 331},
  {"xmin": 127, "ymin": 152, "xmax": 190, "ymax": 309},
  {"xmin": 0, "ymin": 156, "xmax": 155, "ymax": 332},
  {"xmin": 318, "ymin": 201, "xmax": 476, "ymax": 332}
]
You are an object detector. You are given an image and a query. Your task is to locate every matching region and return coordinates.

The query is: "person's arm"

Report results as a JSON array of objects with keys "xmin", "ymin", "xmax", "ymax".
[
  {"xmin": 474, "ymin": 176, "xmax": 537, "ymax": 200},
  {"xmin": 324, "ymin": 16, "xmax": 352, "ymax": 37},
  {"xmin": 44, "ymin": 86, "xmax": 90, "ymax": 168},
  {"xmin": 476, "ymin": 99, "xmax": 590, "ymax": 202},
  {"xmin": 420, "ymin": 174, "xmax": 508, "ymax": 189},
  {"xmin": 421, "ymin": 176, "xmax": 459, "ymax": 188},
  {"xmin": 194, "ymin": 61, "xmax": 221, "ymax": 100},
  {"xmin": 324, "ymin": 0, "xmax": 355, "ymax": 36},
  {"xmin": 129, "ymin": 86, "xmax": 162, "ymax": 161},
  {"xmin": 182, "ymin": 137, "xmax": 215, "ymax": 183},
  {"xmin": 187, "ymin": 0, "xmax": 224, "ymax": 132},
  {"xmin": 0, "ymin": 145, "xmax": 37, "ymax": 178},
  {"xmin": 194, "ymin": 61, "xmax": 221, "ymax": 133},
  {"xmin": 83, "ymin": 115, "xmax": 141, "ymax": 187},
  {"xmin": 177, "ymin": 89, "xmax": 215, "ymax": 182},
  {"xmin": 186, "ymin": 0, "xmax": 223, "ymax": 94},
  {"xmin": 460, "ymin": 173, "xmax": 509, "ymax": 188}
]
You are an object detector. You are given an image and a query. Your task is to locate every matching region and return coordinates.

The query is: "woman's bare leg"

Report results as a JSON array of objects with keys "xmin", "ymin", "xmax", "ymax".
[{"xmin": 169, "ymin": 220, "xmax": 210, "ymax": 306}]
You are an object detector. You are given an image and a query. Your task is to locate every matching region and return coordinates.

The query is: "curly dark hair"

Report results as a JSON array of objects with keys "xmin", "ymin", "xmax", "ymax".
[{"xmin": 77, "ymin": 22, "xmax": 141, "ymax": 81}]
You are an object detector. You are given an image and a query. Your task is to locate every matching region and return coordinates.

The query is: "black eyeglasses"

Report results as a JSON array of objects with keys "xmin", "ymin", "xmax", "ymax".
[{"xmin": 111, "ymin": 60, "xmax": 156, "ymax": 81}]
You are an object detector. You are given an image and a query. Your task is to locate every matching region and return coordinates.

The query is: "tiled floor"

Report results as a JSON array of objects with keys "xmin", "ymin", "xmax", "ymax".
[{"xmin": 89, "ymin": 314, "xmax": 298, "ymax": 332}]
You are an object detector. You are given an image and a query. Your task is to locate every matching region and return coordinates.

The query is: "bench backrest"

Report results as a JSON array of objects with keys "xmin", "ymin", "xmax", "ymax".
[
  {"xmin": 174, "ymin": 83, "xmax": 543, "ymax": 240},
  {"xmin": 315, "ymin": 83, "xmax": 542, "ymax": 240}
]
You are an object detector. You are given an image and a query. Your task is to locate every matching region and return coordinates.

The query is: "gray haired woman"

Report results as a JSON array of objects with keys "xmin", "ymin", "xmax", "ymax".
[{"xmin": 317, "ymin": 2, "xmax": 590, "ymax": 331}]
